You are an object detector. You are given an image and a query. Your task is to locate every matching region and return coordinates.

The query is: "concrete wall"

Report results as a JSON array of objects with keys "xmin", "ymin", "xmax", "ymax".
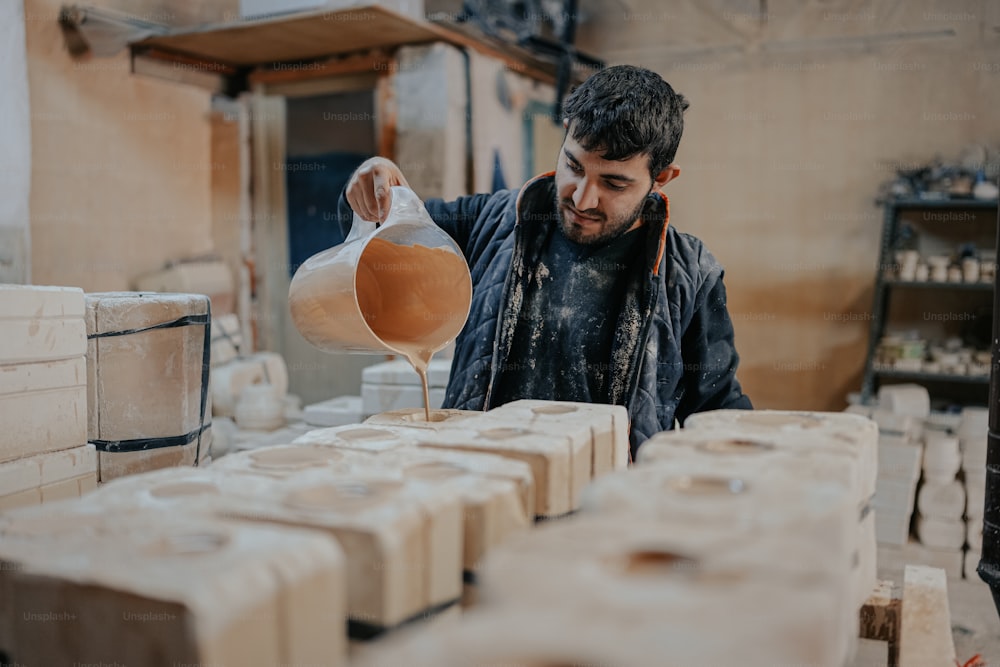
[
  {"xmin": 24, "ymin": 0, "xmax": 214, "ymax": 291},
  {"xmin": 0, "ymin": 1, "xmax": 32, "ymax": 284},
  {"xmin": 573, "ymin": 0, "xmax": 1000, "ymax": 410}
]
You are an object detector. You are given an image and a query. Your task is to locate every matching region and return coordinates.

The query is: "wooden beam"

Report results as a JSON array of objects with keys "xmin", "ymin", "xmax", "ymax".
[
  {"xmin": 859, "ymin": 579, "xmax": 901, "ymax": 666},
  {"xmin": 375, "ymin": 69, "xmax": 397, "ymax": 160},
  {"xmin": 248, "ymin": 49, "xmax": 394, "ymax": 87}
]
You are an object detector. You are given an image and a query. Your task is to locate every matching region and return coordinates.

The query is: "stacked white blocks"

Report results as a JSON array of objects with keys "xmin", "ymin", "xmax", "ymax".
[
  {"xmin": 0, "ymin": 285, "xmax": 97, "ymax": 509},
  {"xmin": 870, "ymin": 406, "xmax": 923, "ymax": 545},
  {"xmin": 355, "ymin": 408, "xmax": 871, "ymax": 667},
  {"xmin": 360, "ymin": 359, "xmax": 451, "ymax": 417},
  {"xmin": 959, "ymin": 407, "xmax": 988, "ymax": 579},
  {"xmin": 658, "ymin": 409, "xmax": 878, "ymax": 614}
]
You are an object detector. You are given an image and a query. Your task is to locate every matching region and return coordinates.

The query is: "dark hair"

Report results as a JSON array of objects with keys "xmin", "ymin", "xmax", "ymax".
[{"xmin": 562, "ymin": 65, "xmax": 689, "ymax": 178}]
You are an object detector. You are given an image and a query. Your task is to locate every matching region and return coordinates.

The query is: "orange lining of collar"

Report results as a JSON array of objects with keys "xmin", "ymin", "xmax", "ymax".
[{"xmin": 653, "ymin": 191, "xmax": 671, "ymax": 277}]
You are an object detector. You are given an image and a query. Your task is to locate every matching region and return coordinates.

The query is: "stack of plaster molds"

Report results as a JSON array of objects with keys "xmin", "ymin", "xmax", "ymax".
[
  {"xmin": 86, "ymin": 292, "xmax": 212, "ymax": 481},
  {"xmin": 0, "ymin": 284, "xmax": 96, "ymax": 509},
  {"xmin": 0, "ymin": 501, "xmax": 347, "ymax": 666}
]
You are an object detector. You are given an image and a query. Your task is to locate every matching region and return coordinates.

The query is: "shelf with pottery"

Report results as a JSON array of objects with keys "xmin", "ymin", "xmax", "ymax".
[{"xmin": 860, "ymin": 197, "xmax": 998, "ymax": 405}]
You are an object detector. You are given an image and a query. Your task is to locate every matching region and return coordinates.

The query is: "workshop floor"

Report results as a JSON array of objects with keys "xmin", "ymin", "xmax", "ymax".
[{"xmin": 949, "ymin": 576, "xmax": 1000, "ymax": 666}]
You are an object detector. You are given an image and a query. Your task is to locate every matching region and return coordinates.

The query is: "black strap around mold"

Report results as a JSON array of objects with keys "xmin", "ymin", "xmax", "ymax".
[
  {"xmin": 88, "ymin": 308, "xmax": 211, "ymax": 463},
  {"xmin": 347, "ymin": 598, "xmax": 460, "ymax": 641}
]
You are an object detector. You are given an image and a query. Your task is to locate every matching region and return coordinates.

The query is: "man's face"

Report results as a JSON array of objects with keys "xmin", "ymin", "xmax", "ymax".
[{"xmin": 554, "ymin": 132, "xmax": 655, "ymax": 246}]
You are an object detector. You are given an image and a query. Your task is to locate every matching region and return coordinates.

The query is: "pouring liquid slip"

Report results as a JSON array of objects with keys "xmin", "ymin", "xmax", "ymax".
[{"xmin": 289, "ymin": 187, "xmax": 472, "ymax": 420}]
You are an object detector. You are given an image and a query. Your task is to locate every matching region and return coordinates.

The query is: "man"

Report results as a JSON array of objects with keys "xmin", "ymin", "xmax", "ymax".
[{"xmin": 340, "ymin": 64, "xmax": 751, "ymax": 457}]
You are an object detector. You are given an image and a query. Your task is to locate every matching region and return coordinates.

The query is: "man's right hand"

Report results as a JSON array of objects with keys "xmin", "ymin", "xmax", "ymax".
[{"xmin": 346, "ymin": 157, "xmax": 410, "ymax": 223}]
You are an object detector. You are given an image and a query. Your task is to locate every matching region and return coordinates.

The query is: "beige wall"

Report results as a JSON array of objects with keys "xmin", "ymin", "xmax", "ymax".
[
  {"xmin": 575, "ymin": 0, "xmax": 1000, "ymax": 410},
  {"xmin": 25, "ymin": 0, "xmax": 214, "ymax": 291}
]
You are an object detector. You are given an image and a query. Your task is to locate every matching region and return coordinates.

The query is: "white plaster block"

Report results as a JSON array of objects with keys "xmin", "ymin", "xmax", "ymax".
[
  {"xmin": 134, "ymin": 259, "xmax": 235, "ymax": 315},
  {"xmin": 0, "ymin": 444, "xmax": 97, "ymax": 511},
  {"xmin": 874, "ymin": 476, "xmax": 919, "ymax": 513},
  {"xmin": 966, "ymin": 550, "xmax": 981, "ymax": 579},
  {"xmin": 0, "ymin": 506, "xmax": 347, "ymax": 666},
  {"xmin": 361, "ymin": 358, "xmax": 451, "ymax": 387},
  {"xmin": 957, "ymin": 406, "xmax": 988, "ymax": 439},
  {"xmin": 966, "ymin": 481, "xmax": 985, "ymax": 519},
  {"xmin": 870, "ymin": 408, "xmax": 920, "ymax": 437},
  {"xmin": 916, "ymin": 480, "xmax": 965, "ymax": 520},
  {"xmin": 210, "ymin": 352, "xmax": 288, "ymax": 418},
  {"xmin": 304, "ymin": 395, "xmax": 365, "ymax": 427},
  {"xmin": 361, "ymin": 383, "xmax": 445, "ymax": 416},
  {"xmin": 210, "ymin": 312, "xmax": 242, "ymax": 367},
  {"xmin": 82, "ymin": 465, "xmax": 461, "ymax": 628},
  {"xmin": 0, "ymin": 284, "xmax": 86, "ymax": 364},
  {"xmin": 878, "ymin": 439, "xmax": 922, "ymax": 480},
  {"xmin": 412, "ymin": 425, "xmax": 586, "ymax": 518},
  {"xmin": 486, "ymin": 399, "xmax": 630, "ymax": 474},
  {"xmin": 86, "ymin": 292, "xmax": 212, "ymax": 481},
  {"xmin": 923, "ymin": 431, "xmax": 961, "ymax": 478},
  {"xmin": 680, "ymin": 409, "xmax": 878, "ymax": 503},
  {"xmin": 226, "ymin": 469, "xmax": 464, "ymax": 627},
  {"xmin": 474, "ymin": 516, "xmax": 852, "ymax": 667},
  {"xmin": 916, "ymin": 515, "xmax": 966, "ymax": 550},
  {"xmin": 876, "ymin": 383, "xmax": 930, "ymax": 419},
  {"xmin": 385, "ymin": 450, "xmax": 531, "ymax": 571},
  {"xmin": 0, "ymin": 356, "xmax": 87, "ymax": 463},
  {"xmin": 961, "ymin": 437, "xmax": 987, "ymax": 472},
  {"xmin": 875, "ymin": 509, "xmax": 912, "ymax": 546},
  {"xmin": 967, "ymin": 518, "xmax": 983, "ymax": 551},
  {"xmin": 637, "ymin": 427, "xmax": 867, "ymax": 514}
]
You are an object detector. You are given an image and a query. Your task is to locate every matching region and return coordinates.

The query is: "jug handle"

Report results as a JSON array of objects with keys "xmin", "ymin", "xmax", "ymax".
[{"xmin": 345, "ymin": 212, "xmax": 378, "ymax": 243}]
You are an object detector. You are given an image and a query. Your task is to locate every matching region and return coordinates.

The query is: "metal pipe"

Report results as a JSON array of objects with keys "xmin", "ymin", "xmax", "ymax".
[{"xmin": 980, "ymin": 195, "xmax": 1000, "ymax": 617}]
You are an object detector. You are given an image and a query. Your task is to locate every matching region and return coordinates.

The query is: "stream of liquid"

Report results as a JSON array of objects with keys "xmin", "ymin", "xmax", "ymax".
[{"xmin": 355, "ymin": 237, "xmax": 471, "ymax": 421}]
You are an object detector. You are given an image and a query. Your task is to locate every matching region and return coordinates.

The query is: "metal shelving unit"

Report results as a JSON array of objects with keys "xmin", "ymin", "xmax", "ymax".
[{"xmin": 860, "ymin": 197, "xmax": 998, "ymax": 406}]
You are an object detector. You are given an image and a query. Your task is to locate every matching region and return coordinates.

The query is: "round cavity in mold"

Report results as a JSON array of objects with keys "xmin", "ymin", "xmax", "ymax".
[
  {"xmin": 150, "ymin": 481, "xmax": 221, "ymax": 498},
  {"xmin": 396, "ymin": 409, "xmax": 454, "ymax": 423},
  {"xmin": 696, "ymin": 438, "xmax": 773, "ymax": 455},
  {"xmin": 665, "ymin": 475, "xmax": 747, "ymax": 495},
  {"xmin": 336, "ymin": 427, "xmax": 395, "ymax": 441},
  {"xmin": 249, "ymin": 447, "xmax": 341, "ymax": 470},
  {"xmin": 405, "ymin": 461, "xmax": 467, "ymax": 479},
  {"xmin": 284, "ymin": 479, "xmax": 401, "ymax": 510},
  {"xmin": 736, "ymin": 413, "xmax": 823, "ymax": 429},
  {"xmin": 530, "ymin": 404, "xmax": 578, "ymax": 415},
  {"xmin": 146, "ymin": 531, "xmax": 229, "ymax": 557},
  {"xmin": 618, "ymin": 549, "xmax": 698, "ymax": 577},
  {"xmin": 479, "ymin": 427, "xmax": 530, "ymax": 440}
]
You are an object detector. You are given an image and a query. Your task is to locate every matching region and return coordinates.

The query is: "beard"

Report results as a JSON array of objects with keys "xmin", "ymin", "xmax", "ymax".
[{"xmin": 555, "ymin": 190, "xmax": 650, "ymax": 246}]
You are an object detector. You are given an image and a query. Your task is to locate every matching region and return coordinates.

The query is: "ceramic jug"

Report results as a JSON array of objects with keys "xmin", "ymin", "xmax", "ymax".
[{"xmin": 288, "ymin": 186, "xmax": 472, "ymax": 370}]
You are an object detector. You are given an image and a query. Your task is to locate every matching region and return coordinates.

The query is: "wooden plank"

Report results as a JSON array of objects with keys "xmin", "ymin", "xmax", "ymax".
[
  {"xmin": 248, "ymin": 50, "xmax": 393, "ymax": 86},
  {"xmin": 898, "ymin": 565, "xmax": 956, "ymax": 667},
  {"xmin": 375, "ymin": 68, "xmax": 397, "ymax": 160},
  {"xmin": 131, "ymin": 5, "xmax": 586, "ymax": 86},
  {"xmin": 133, "ymin": 6, "xmax": 440, "ymax": 67}
]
